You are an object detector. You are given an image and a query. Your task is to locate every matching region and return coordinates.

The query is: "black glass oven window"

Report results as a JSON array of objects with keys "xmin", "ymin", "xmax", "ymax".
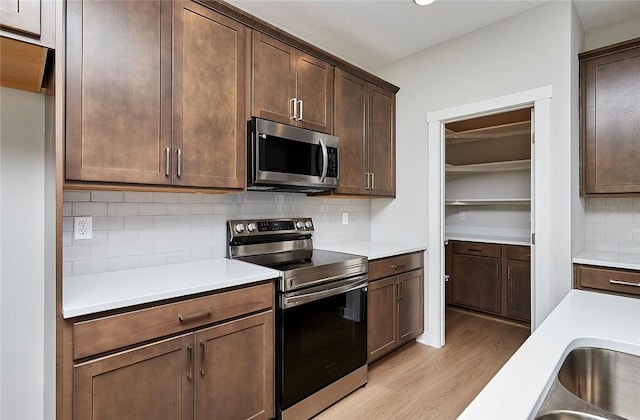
[
  {"xmin": 279, "ymin": 287, "xmax": 367, "ymax": 409},
  {"xmin": 259, "ymin": 135, "xmax": 321, "ymax": 176}
]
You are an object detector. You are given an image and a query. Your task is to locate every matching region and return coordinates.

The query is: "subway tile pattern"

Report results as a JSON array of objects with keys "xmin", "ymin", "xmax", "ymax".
[
  {"xmin": 63, "ymin": 190, "xmax": 371, "ymax": 276},
  {"xmin": 584, "ymin": 197, "xmax": 640, "ymax": 254}
]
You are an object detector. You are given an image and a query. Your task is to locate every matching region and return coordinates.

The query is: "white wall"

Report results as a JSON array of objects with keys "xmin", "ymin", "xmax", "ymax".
[
  {"xmin": 584, "ymin": 17, "xmax": 640, "ymax": 51},
  {"xmin": 372, "ymin": 1, "xmax": 576, "ymax": 343},
  {"xmin": 0, "ymin": 87, "xmax": 48, "ymax": 420}
]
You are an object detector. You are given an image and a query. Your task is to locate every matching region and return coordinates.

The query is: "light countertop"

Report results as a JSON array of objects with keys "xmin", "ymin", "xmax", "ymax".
[
  {"xmin": 319, "ymin": 241, "xmax": 426, "ymax": 260},
  {"xmin": 63, "ymin": 258, "xmax": 280, "ymax": 318},
  {"xmin": 459, "ymin": 290, "xmax": 640, "ymax": 419},
  {"xmin": 445, "ymin": 232, "xmax": 530, "ymax": 246},
  {"xmin": 573, "ymin": 249, "xmax": 640, "ymax": 271}
]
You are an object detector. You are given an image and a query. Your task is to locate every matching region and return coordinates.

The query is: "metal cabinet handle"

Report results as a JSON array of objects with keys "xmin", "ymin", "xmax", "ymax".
[
  {"xmin": 391, "ymin": 264, "xmax": 406, "ymax": 270},
  {"xmin": 165, "ymin": 147, "xmax": 170, "ymax": 176},
  {"xmin": 468, "ymin": 248, "xmax": 482, "ymax": 252},
  {"xmin": 187, "ymin": 345, "xmax": 193, "ymax": 380},
  {"xmin": 199, "ymin": 341, "xmax": 206, "ymax": 376},
  {"xmin": 178, "ymin": 309, "xmax": 211, "ymax": 323},
  {"xmin": 298, "ymin": 99, "xmax": 303, "ymax": 121},
  {"xmin": 399, "ymin": 281, "xmax": 404, "ymax": 301},
  {"xmin": 508, "ymin": 266, "xmax": 512, "ymax": 280},
  {"xmin": 290, "ymin": 97, "xmax": 297, "ymax": 120},
  {"xmin": 395, "ymin": 283, "xmax": 400, "ymax": 302},
  {"xmin": 371, "ymin": 172, "xmax": 375, "ymax": 190},
  {"xmin": 365, "ymin": 173, "xmax": 370, "ymax": 189},
  {"xmin": 444, "ymin": 274, "xmax": 450, "ymax": 282},
  {"xmin": 609, "ymin": 279, "xmax": 640, "ymax": 287},
  {"xmin": 176, "ymin": 149, "xmax": 182, "ymax": 177}
]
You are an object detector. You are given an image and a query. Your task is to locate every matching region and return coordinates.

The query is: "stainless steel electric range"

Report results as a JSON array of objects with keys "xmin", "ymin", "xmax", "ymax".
[{"xmin": 228, "ymin": 217, "xmax": 368, "ymax": 420}]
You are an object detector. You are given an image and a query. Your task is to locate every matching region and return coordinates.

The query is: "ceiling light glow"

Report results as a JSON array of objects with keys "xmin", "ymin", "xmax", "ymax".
[{"xmin": 414, "ymin": 0, "xmax": 436, "ymax": 5}]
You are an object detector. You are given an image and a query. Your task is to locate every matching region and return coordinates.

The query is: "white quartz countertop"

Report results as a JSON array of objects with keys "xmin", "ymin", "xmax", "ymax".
[
  {"xmin": 573, "ymin": 249, "xmax": 640, "ymax": 271},
  {"xmin": 319, "ymin": 241, "xmax": 426, "ymax": 260},
  {"xmin": 63, "ymin": 258, "xmax": 280, "ymax": 318},
  {"xmin": 445, "ymin": 232, "xmax": 530, "ymax": 246},
  {"xmin": 459, "ymin": 290, "xmax": 640, "ymax": 419}
]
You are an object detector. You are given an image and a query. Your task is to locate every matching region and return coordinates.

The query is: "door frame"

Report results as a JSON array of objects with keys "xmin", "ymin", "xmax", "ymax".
[{"xmin": 422, "ymin": 86, "xmax": 552, "ymax": 348}]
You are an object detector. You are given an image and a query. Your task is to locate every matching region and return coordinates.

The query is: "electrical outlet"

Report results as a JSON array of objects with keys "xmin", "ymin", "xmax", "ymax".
[
  {"xmin": 342, "ymin": 212, "xmax": 349, "ymax": 225},
  {"xmin": 74, "ymin": 216, "xmax": 93, "ymax": 240},
  {"xmin": 458, "ymin": 211, "xmax": 466, "ymax": 221}
]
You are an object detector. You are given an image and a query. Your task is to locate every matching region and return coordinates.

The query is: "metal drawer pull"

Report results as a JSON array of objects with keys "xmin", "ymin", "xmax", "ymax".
[
  {"xmin": 187, "ymin": 345, "xmax": 193, "ymax": 380},
  {"xmin": 298, "ymin": 99, "xmax": 303, "ymax": 121},
  {"xmin": 609, "ymin": 279, "xmax": 640, "ymax": 287},
  {"xmin": 391, "ymin": 264, "xmax": 406, "ymax": 270},
  {"xmin": 200, "ymin": 341, "xmax": 206, "ymax": 376},
  {"xmin": 178, "ymin": 309, "xmax": 212, "ymax": 323},
  {"xmin": 467, "ymin": 248, "xmax": 482, "ymax": 252},
  {"xmin": 444, "ymin": 274, "xmax": 450, "ymax": 282}
]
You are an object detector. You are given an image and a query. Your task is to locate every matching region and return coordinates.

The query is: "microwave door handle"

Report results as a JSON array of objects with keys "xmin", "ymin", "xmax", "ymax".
[{"xmin": 319, "ymin": 138, "xmax": 328, "ymax": 183}]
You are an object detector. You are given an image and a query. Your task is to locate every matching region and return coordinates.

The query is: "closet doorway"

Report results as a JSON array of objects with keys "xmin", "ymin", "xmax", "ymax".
[
  {"xmin": 444, "ymin": 109, "xmax": 533, "ymax": 337},
  {"xmin": 425, "ymin": 86, "xmax": 552, "ymax": 349}
]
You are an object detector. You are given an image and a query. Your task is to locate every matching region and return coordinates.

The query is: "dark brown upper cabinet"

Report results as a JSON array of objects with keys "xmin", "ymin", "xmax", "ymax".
[
  {"xmin": 580, "ymin": 37, "xmax": 640, "ymax": 195},
  {"xmin": 333, "ymin": 68, "xmax": 396, "ymax": 197},
  {"xmin": 66, "ymin": 0, "xmax": 246, "ymax": 190},
  {"xmin": 251, "ymin": 31, "xmax": 334, "ymax": 134}
]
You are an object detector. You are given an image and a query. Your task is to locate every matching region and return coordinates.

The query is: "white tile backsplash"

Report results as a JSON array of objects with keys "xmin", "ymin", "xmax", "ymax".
[
  {"xmin": 584, "ymin": 198, "xmax": 640, "ymax": 254},
  {"xmin": 64, "ymin": 190, "xmax": 371, "ymax": 276}
]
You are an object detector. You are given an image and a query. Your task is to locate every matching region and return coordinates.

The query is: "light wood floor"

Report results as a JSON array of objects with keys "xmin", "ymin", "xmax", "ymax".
[{"xmin": 315, "ymin": 307, "xmax": 530, "ymax": 420}]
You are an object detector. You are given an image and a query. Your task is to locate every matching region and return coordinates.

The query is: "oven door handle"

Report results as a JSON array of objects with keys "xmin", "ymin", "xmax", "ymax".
[{"xmin": 282, "ymin": 277, "xmax": 368, "ymax": 309}]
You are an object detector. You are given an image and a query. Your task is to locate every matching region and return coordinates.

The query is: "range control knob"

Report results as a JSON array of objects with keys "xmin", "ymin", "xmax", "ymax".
[
  {"xmin": 304, "ymin": 220, "xmax": 313, "ymax": 229},
  {"xmin": 247, "ymin": 223, "xmax": 256, "ymax": 232},
  {"xmin": 296, "ymin": 221, "xmax": 304, "ymax": 229},
  {"xmin": 234, "ymin": 223, "xmax": 245, "ymax": 233}
]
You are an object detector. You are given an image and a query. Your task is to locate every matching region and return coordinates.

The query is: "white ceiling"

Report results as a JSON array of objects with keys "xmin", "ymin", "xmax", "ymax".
[{"xmin": 226, "ymin": 0, "xmax": 640, "ymax": 71}]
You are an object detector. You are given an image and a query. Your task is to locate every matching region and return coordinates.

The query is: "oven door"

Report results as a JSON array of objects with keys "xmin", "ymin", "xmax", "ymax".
[
  {"xmin": 278, "ymin": 275, "xmax": 367, "ymax": 411},
  {"xmin": 249, "ymin": 118, "xmax": 339, "ymax": 189}
]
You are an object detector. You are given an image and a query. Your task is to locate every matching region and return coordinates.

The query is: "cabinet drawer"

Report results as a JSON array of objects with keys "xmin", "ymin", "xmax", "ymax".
[
  {"xmin": 452, "ymin": 241, "xmax": 501, "ymax": 258},
  {"xmin": 73, "ymin": 282, "xmax": 274, "ymax": 360},
  {"xmin": 506, "ymin": 245, "xmax": 531, "ymax": 262},
  {"xmin": 576, "ymin": 265, "xmax": 640, "ymax": 298},
  {"xmin": 369, "ymin": 252, "xmax": 423, "ymax": 281}
]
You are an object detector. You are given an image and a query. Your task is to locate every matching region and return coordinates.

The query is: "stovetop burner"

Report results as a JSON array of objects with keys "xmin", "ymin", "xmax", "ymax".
[{"xmin": 227, "ymin": 218, "xmax": 367, "ymax": 292}]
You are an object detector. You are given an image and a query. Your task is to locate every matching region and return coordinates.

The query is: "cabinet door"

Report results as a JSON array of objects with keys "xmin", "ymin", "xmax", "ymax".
[
  {"xmin": 66, "ymin": 0, "xmax": 172, "ymax": 184},
  {"xmin": 334, "ymin": 68, "xmax": 368, "ymax": 194},
  {"xmin": 582, "ymin": 44, "xmax": 640, "ymax": 194},
  {"xmin": 398, "ymin": 269, "xmax": 424, "ymax": 345},
  {"xmin": 0, "ymin": 0, "xmax": 40, "ymax": 36},
  {"xmin": 251, "ymin": 32, "xmax": 296, "ymax": 125},
  {"xmin": 367, "ymin": 276, "xmax": 398, "ymax": 363},
  {"xmin": 445, "ymin": 242, "xmax": 453, "ymax": 304},
  {"xmin": 367, "ymin": 85, "xmax": 396, "ymax": 197},
  {"xmin": 195, "ymin": 311, "xmax": 274, "ymax": 420},
  {"xmin": 172, "ymin": 1, "xmax": 246, "ymax": 189},
  {"xmin": 452, "ymin": 254, "xmax": 501, "ymax": 314},
  {"xmin": 73, "ymin": 334, "xmax": 194, "ymax": 420},
  {"xmin": 295, "ymin": 51, "xmax": 333, "ymax": 133},
  {"xmin": 506, "ymin": 260, "xmax": 531, "ymax": 322}
]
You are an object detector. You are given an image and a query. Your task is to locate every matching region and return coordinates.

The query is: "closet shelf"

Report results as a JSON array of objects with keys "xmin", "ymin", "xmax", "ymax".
[
  {"xmin": 445, "ymin": 198, "xmax": 531, "ymax": 206},
  {"xmin": 445, "ymin": 159, "xmax": 531, "ymax": 174}
]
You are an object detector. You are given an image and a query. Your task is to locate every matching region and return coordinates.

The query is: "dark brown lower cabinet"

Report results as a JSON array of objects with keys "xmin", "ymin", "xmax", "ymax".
[
  {"xmin": 447, "ymin": 241, "xmax": 531, "ymax": 323},
  {"xmin": 452, "ymin": 254, "xmax": 502, "ymax": 314},
  {"xmin": 506, "ymin": 260, "xmax": 531, "ymax": 322},
  {"xmin": 74, "ymin": 334, "xmax": 194, "ymax": 419},
  {"xmin": 367, "ymin": 252, "xmax": 424, "ymax": 363},
  {"xmin": 74, "ymin": 311, "xmax": 273, "ymax": 420},
  {"xmin": 71, "ymin": 283, "xmax": 275, "ymax": 420}
]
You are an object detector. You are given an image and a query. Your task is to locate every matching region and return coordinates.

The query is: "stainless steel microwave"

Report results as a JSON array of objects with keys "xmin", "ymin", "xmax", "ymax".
[{"xmin": 247, "ymin": 117, "xmax": 339, "ymax": 193}]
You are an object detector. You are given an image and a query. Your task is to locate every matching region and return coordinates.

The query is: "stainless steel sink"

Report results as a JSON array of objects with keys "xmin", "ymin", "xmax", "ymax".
[
  {"xmin": 536, "ymin": 410, "xmax": 609, "ymax": 420},
  {"xmin": 535, "ymin": 347, "xmax": 640, "ymax": 420}
]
